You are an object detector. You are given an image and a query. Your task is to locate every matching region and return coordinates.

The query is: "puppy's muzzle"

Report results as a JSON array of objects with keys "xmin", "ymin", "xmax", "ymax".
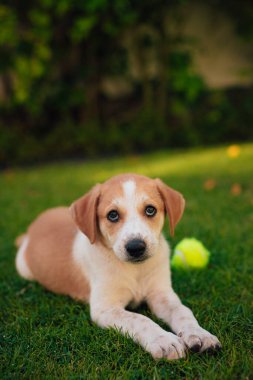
[{"xmin": 125, "ymin": 239, "xmax": 147, "ymax": 261}]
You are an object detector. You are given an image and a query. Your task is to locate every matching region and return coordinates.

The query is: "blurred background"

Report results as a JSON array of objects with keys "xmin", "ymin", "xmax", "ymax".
[{"xmin": 1, "ymin": 0, "xmax": 253, "ymax": 167}]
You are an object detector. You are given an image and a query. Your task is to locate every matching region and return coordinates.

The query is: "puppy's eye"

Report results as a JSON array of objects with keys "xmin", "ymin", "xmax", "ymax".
[
  {"xmin": 145, "ymin": 205, "xmax": 157, "ymax": 217},
  {"xmin": 107, "ymin": 210, "xmax": 119, "ymax": 223}
]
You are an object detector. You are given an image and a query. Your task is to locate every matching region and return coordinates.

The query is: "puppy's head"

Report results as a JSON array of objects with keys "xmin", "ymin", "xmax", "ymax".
[{"xmin": 71, "ymin": 174, "xmax": 185, "ymax": 263}]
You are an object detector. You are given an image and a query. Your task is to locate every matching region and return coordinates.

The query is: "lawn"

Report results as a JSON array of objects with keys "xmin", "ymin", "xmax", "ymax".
[{"xmin": 0, "ymin": 143, "xmax": 253, "ymax": 379}]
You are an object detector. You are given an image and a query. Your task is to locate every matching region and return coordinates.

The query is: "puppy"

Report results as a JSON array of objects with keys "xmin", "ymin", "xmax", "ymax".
[{"xmin": 15, "ymin": 173, "xmax": 221, "ymax": 360}]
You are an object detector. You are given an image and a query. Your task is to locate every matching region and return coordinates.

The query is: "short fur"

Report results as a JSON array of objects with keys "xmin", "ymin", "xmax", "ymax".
[{"xmin": 15, "ymin": 173, "xmax": 221, "ymax": 359}]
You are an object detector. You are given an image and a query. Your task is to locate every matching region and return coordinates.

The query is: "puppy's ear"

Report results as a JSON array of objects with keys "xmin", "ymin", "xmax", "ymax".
[
  {"xmin": 70, "ymin": 184, "xmax": 101, "ymax": 244},
  {"xmin": 155, "ymin": 179, "xmax": 185, "ymax": 237}
]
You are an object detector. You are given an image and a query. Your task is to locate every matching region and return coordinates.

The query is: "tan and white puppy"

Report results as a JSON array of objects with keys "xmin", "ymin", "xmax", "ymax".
[{"xmin": 15, "ymin": 173, "xmax": 221, "ymax": 360}]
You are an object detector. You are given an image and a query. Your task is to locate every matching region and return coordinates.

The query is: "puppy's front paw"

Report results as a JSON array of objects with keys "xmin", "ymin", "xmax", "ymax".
[
  {"xmin": 178, "ymin": 327, "xmax": 221, "ymax": 353},
  {"xmin": 146, "ymin": 332, "xmax": 186, "ymax": 360}
]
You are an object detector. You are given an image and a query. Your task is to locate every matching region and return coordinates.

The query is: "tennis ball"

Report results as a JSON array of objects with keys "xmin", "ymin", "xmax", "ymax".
[{"xmin": 171, "ymin": 238, "xmax": 210, "ymax": 270}]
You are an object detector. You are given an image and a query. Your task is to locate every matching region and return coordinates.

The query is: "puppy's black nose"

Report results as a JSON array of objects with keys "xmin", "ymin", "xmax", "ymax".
[{"xmin": 125, "ymin": 239, "xmax": 146, "ymax": 258}]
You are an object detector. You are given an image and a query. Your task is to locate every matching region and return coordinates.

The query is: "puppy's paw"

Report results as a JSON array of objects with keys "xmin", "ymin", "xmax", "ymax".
[
  {"xmin": 178, "ymin": 327, "xmax": 221, "ymax": 354},
  {"xmin": 146, "ymin": 332, "xmax": 186, "ymax": 360}
]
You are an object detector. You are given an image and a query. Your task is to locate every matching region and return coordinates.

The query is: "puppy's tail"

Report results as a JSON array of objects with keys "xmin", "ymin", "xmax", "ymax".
[{"xmin": 15, "ymin": 234, "xmax": 27, "ymax": 248}]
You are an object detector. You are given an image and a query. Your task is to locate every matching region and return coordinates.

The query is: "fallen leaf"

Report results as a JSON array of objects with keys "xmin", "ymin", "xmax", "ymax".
[
  {"xmin": 231, "ymin": 183, "xmax": 242, "ymax": 196},
  {"xmin": 204, "ymin": 179, "xmax": 217, "ymax": 190}
]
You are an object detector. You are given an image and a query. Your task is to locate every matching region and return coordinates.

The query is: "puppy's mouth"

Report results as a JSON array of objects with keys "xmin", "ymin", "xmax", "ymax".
[{"xmin": 126, "ymin": 254, "xmax": 150, "ymax": 263}]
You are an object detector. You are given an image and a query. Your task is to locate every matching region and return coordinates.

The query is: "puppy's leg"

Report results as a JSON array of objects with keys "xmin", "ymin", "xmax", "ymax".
[
  {"xmin": 90, "ymin": 296, "xmax": 185, "ymax": 360},
  {"xmin": 147, "ymin": 288, "xmax": 221, "ymax": 353}
]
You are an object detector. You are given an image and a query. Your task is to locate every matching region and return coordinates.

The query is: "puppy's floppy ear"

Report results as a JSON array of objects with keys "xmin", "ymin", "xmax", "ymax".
[
  {"xmin": 70, "ymin": 184, "xmax": 101, "ymax": 244},
  {"xmin": 155, "ymin": 178, "xmax": 185, "ymax": 237}
]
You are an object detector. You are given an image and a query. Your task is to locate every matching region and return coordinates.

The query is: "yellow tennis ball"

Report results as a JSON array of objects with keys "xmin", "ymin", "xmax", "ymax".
[{"xmin": 171, "ymin": 238, "xmax": 210, "ymax": 270}]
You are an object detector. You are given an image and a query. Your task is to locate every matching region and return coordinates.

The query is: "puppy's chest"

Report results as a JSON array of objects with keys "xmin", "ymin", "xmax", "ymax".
[
  {"xmin": 125, "ymin": 270, "xmax": 155, "ymax": 308},
  {"xmin": 128, "ymin": 292, "xmax": 145, "ymax": 309}
]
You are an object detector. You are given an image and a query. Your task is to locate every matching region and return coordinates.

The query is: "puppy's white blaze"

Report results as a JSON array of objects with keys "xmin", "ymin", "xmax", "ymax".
[
  {"xmin": 122, "ymin": 180, "xmax": 141, "ymax": 237},
  {"xmin": 122, "ymin": 180, "xmax": 140, "ymax": 234},
  {"xmin": 123, "ymin": 180, "xmax": 136, "ymax": 200},
  {"xmin": 16, "ymin": 236, "xmax": 34, "ymax": 280},
  {"xmin": 122, "ymin": 179, "xmax": 150, "ymax": 238}
]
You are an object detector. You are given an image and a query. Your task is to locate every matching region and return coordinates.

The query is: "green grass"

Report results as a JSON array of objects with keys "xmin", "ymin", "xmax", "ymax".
[{"xmin": 1, "ymin": 143, "xmax": 253, "ymax": 379}]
